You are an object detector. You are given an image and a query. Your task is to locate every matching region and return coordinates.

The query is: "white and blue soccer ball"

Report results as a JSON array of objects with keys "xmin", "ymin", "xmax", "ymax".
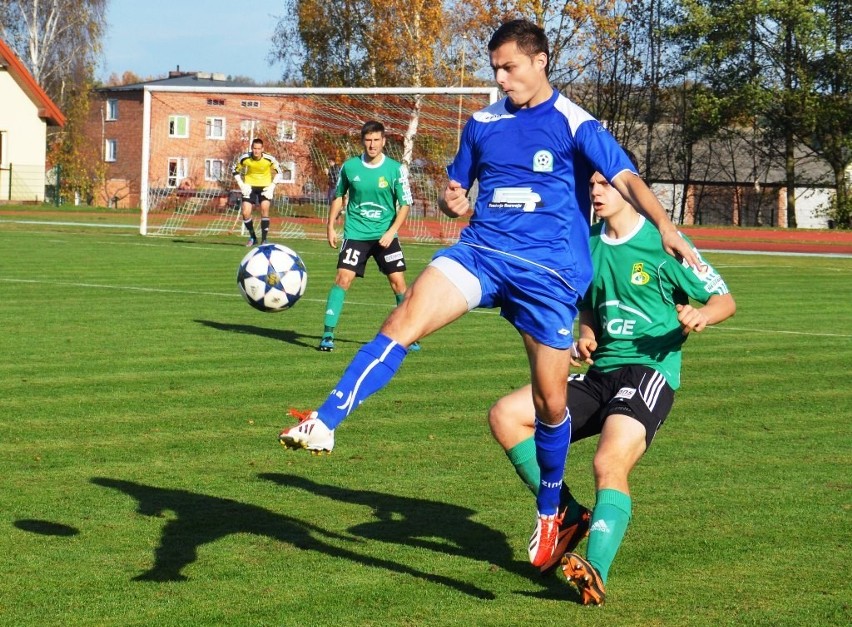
[{"xmin": 237, "ymin": 243, "xmax": 307, "ymax": 312}]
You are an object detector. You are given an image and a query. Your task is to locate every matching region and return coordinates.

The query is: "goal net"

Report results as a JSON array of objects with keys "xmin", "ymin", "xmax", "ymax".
[{"xmin": 140, "ymin": 87, "xmax": 498, "ymax": 243}]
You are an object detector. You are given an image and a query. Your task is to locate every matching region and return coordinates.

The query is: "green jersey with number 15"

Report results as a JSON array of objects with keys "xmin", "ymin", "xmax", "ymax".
[
  {"xmin": 581, "ymin": 216, "xmax": 730, "ymax": 389},
  {"xmin": 335, "ymin": 154, "xmax": 412, "ymax": 240}
]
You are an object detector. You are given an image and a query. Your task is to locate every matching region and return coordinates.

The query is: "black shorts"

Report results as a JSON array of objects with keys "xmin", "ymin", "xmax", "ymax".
[
  {"xmin": 568, "ymin": 365, "xmax": 675, "ymax": 450},
  {"xmin": 243, "ymin": 187, "xmax": 268, "ymax": 205},
  {"xmin": 337, "ymin": 238, "xmax": 407, "ymax": 277}
]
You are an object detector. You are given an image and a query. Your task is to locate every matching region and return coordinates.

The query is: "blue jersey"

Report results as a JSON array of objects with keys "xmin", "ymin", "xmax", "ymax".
[{"xmin": 447, "ymin": 90, "xmax": 636, "ymax": 294}]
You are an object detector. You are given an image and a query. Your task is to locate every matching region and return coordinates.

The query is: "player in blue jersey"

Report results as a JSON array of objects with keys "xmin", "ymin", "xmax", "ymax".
[
  {"xmin": 278, "ymin": 19, "xmax": 701, "ymax": 569},
  {"xmin": 488, "ymin": 165, "xmax": 736, "ymax": 603}
]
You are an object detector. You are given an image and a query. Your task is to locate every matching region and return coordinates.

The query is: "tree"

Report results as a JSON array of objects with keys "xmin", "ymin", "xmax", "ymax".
[
  {"xmin": 671, "ymin": 0, "xmax": 851, "ymax": 228},
  {"xmin": 792, "ymin": 0, "xmax": 852, "ymax": 227},
  {"xmin": 1, "ymin": 0, "xmax": 108, "ymax": 205},
  {"xmin": 102, "ymin": 71, "xmax": 160, "ymax": 87},
  {"xmin": 268, "ymin": 0, "xmax": 372, "ymax": 86},
  {"xmin": 47, "ymin": 75, "xmax": 104, "ymax": 205},
  {"xmin": 0, "ymin": 0, "xmax": 107, "ymax": 106},
  {"xmin": 270, "ymin": 0, "xmax": 629, "ymax": 90}
]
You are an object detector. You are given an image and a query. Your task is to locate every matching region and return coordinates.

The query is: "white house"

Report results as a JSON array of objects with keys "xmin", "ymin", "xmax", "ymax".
[{"xmin": 0, "ymin": 38, "xmax": 65, "ymax": 202}]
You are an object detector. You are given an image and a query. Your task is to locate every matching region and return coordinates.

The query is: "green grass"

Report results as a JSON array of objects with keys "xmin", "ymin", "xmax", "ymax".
[{"xmin": 1, "ymin": 218, "xmax": 850, "ymax": 626}]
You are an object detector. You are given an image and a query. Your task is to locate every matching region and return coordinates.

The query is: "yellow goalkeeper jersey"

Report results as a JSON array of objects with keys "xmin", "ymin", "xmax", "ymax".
[{"xmin": 232, "ymin": 152, "xmax": 281, "ymax": 186}]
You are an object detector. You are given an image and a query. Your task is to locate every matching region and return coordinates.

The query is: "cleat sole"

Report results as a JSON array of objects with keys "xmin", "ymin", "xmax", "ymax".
[
  {"xmin": 561, "ymin": 553, "xmax": 606, "ymax": 606},
  {"xmin": 279, "ymin": 437, "xmax": 331, "ymax": 455}
]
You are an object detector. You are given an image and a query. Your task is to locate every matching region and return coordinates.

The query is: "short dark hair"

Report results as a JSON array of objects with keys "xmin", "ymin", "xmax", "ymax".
[
  {"xmin": 488, "ymin": 19, "xmax": 550, "ymax": 74},
  {"xmin": 361, "ymin": 120, "xmax": 385, "ymax": 139},
  {"xmin": 251, "ymin": 138, "xmax": 264, "ymax": 147}
]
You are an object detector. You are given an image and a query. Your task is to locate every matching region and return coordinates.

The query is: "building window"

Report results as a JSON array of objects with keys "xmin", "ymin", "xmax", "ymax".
[
  {"xmin": 276, "ymin": 120, "xmax": 296, "ymax": 142},
  {"xmin": 105, "ymin": 139, "xmax": 117, "ymax": 162},
  {"xmin": 167, "ymin": 157, "xmax": 188, "ymax": 187},
  {"xmin": 206, "ymin": 117, "xmax": 226, "ymax": 140},
  {"xmin": 240, "ymin": 100, "xmax": 260, "ymax": 108},
  {"xmin": 278, "ymin": 161, "xmax": 296, "ymax": 184},
  {"xmin": 240, "ymin": 120, "xmax": 260, "ymax": 141},
  {"xmin": 168, "ymin": 115, "xmax": 189, "ymax": 138},
  {"xmin": 106, "ymin": 99, "xmax": 118, "ymax": 121},
  {"xmin": 205, "ymin": 159, "xmax": 225, "ymax": 181},
  {"xmin": 207, "ymin": 98, "xmax": 225, "ymax": 106}
]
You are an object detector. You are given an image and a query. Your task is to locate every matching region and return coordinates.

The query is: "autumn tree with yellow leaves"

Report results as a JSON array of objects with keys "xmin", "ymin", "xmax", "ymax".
[{"xmin": 269, "ymin": 0, "xmax": 625, "ymax": 90}]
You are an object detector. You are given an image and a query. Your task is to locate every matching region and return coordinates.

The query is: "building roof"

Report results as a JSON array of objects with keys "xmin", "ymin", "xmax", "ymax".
[
  {"xmin": 0, "ymin": 38, "xmax": 65, "ymax": 126},
  {"xmin": 625, "ymin": 123, "xmax": 835, "ymax": 188},
  {"xmin": 100, "ymin": 70, "xmax": 255, "ymax": 92}
]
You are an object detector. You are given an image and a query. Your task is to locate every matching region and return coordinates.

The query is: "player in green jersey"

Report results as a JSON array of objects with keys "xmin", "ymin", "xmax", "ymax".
[
  {"xmin": 488, "ymin": 167, "xmax": 736, "ymax": 605},
  {"xmin": 318, "ymin": 120, "xmax": 419, "ymax": 353}
]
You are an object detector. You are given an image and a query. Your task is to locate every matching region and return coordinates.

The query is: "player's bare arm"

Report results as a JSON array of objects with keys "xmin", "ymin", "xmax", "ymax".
[
  {"xmin": 612, "ymin": 172, "xmax": 702, "ymax": 269},
  {"xmin": 573, "ymin": 309, "xmax": 597, "ymax": 365},
  {"xmin": 439, "ymin": 180, "xmax": 470, "ymax": 217},
  {"xmin": 326, "ymin": 197, "xmax": 344, "ymax": 248},
  {"xmin": 676, "ymin": 293, "xmax": 736, "ymax": 335}
]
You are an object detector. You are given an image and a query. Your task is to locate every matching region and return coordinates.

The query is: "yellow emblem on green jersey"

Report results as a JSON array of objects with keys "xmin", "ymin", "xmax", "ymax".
[
  {"xmin": 630, "ymin": 262, "xmax": 650, "ymax": 285},
  {"xmin": 378, "ymin": 176, "xmax": 389, "ymax": 188}
]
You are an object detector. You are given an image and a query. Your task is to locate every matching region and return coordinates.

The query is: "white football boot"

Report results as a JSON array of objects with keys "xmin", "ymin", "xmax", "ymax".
[{"xmin": 278, "ymin": 410, "xmax": 335, "ymax": 454}]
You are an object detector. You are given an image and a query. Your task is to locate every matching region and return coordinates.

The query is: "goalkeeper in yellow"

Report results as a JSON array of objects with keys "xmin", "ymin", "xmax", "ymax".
[{"xmin": 232, "ymin": 138, "xmax": 282, "ymax": 246}]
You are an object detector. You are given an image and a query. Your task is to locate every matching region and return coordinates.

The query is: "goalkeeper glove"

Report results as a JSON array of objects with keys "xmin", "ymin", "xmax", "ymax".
[
  {"xmin": 238, "ymin": 182, "xmax": 251, "ymax": 197},
  {"xmin": 262, "ymin": 183, "xmax": 276, "ymax": 200}
]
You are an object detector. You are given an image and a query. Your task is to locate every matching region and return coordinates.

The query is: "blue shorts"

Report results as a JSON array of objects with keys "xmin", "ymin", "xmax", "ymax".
[{"xmin": 430, "ymin": 243, "xmax": 581, "ymax": 349}]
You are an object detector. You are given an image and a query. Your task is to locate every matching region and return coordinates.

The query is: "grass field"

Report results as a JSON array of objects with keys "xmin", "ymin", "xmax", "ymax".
[{"xmin": 1, "ymin": 216, "xmax": 850, "ymax": 626}]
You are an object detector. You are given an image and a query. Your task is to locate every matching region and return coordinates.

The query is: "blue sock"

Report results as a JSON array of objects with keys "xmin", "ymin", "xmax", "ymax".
[
  {"xmin": 316, "ymin": 334, "xmax": 407, "ymax": 429},
  {"xmin": 534, "ymin": 409, "xmax": 571, "ymax": 515}
]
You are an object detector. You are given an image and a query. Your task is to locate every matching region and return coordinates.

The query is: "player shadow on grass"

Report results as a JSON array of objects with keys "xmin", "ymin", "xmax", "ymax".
[
  {"xmin": 194, "ymin": 319, "xmax": 360, "ymax": 350},
  {"xmin": 90, "ymin": 477, "xmax": 494, "ymax": 599},
  {"xmin": 259, "ymin": 473, "xmax": 569, "ymax": 598}
]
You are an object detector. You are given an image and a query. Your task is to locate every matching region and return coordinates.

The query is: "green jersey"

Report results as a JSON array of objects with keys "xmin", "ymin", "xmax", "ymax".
[
  {"xmin": 335, "ymin": 154, "xmax": 412, "ymax": 240},
  {"xmin": 582, "ymin": 216, "xmax": 730, "ymax": 389}
]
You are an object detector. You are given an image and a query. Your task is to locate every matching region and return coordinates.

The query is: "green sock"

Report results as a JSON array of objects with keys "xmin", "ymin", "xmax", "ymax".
[
  {"xmin": 559, "ymin": 483, "xmax": 584, "ymax": 522},
  {"xmin": 323, "ymin": 285, "xmax": 346, "ymax": 331},
  {"xmin": 506, "ymin": 437, "xmax": 539, "ymax": 495},
  {"xmin": 586, "ymin": 488, "xmax": 632, "ymax": 584},
  {"xmin": 395, "ymin": 292, "xmax": 404, "ymax": 306}
]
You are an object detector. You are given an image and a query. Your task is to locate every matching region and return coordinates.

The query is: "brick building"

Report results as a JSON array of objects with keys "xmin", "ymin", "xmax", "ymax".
[
  {"xmin": 85, "ymin": 75, "xmax": 494, "ymax": 221},
  {"xmin": 86, "ymin": 70, "xmax": 313, "ymax": 209}
]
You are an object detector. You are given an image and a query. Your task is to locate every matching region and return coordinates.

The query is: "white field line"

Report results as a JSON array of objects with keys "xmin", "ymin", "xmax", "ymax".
[
  {"xmin": 1, "ymin": 219, "xmax": 850, "ymax": 258},
  {"xmin": 3, "ymin": 277, "xmax": 851, "ymax": 337},
  {"xmin": 0, "ymin": 219, "xmax": 137, "ymax": 229},
  {"xmin": 0, "ymin": 277, "xmax": 499, "ymax": 315}
]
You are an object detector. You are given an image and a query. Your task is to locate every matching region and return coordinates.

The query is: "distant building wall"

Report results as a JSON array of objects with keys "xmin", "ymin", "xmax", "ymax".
[
  {"xmin": 651, "ymin": 181, "xmax": 831, "ymax": 229},
  {"xmin": 85, "ymin": 91, "xmax": 145, "ymax": 208}
]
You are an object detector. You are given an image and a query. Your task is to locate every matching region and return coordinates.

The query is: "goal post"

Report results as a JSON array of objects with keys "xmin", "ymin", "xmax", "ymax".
[{"xmin": 138, "ymin": 86, "xmax": 499, "ymax": 242}]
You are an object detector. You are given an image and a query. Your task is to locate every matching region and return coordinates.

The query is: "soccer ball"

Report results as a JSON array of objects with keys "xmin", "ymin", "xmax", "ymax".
[{"xmin": 237, "ymin": 244, "xmax": 307, "ymax": 312}]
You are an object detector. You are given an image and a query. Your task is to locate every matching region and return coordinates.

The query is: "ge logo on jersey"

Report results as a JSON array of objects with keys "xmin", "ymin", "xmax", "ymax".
[{"xmin": 533, "ymin": 150, "xmax": 553, "ymax": 172}]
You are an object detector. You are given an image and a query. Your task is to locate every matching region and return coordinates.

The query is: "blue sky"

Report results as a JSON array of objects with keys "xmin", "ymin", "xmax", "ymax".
[{"xmin": 99, "ymin": 0, "xmax": 284, "ymax": 83}]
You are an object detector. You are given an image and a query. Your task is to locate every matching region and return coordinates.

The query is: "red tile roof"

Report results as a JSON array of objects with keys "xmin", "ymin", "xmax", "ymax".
[{"xmin": 0, "ymin": 37, "xmax": 65, "ymax": 126}]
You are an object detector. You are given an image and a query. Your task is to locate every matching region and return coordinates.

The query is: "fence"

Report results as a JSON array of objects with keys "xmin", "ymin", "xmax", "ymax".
[{"xmin": 0, "ymin": 163, "xmax": 54, "ymax": 203}]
